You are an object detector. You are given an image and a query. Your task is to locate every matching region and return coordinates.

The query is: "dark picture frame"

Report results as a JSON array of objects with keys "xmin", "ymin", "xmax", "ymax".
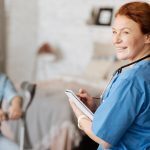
[{"xmin": 96, "ymin": 8, "xmax": 113, "ymax": 26}]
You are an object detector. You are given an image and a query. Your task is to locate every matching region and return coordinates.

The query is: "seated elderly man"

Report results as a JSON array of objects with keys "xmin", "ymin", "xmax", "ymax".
[{"xmin": 0, "ymin": 73, "xmax": 22, "ymax": 150}]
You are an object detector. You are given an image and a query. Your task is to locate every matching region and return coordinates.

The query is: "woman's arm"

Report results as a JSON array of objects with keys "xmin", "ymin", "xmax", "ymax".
[{"xmin": 70, "ymin": 101, "xmax": 111, "ymax": 149}]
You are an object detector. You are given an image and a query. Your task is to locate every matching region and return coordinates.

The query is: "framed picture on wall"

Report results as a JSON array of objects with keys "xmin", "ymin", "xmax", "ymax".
[{"xmin": 96, "ymin": 8, "xmax": 113, "ymax": 26}]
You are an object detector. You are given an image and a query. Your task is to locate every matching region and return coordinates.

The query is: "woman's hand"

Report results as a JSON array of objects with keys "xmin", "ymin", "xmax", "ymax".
[
  {"xmin": 69, "ymin": 90, "xmax": 110, "ymax": 147},
  {"xmin": 77, "ymin": 89, "xmax": 96, "ymax": 112}
]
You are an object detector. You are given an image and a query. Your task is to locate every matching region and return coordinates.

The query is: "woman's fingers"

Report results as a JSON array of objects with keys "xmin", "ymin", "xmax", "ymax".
[
  {"xmin": 79, "ymin": 88, "xmax": 86, "ymax": 94},
  {"xmin": 78, "ymin": 89, "xmax": 88, "ymax": 98}
]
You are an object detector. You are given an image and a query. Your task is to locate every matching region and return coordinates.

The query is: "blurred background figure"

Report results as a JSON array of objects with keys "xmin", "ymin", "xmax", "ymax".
[{"xmin": 0, "ymin": 73, "xmax": 22, "ymax": 150}]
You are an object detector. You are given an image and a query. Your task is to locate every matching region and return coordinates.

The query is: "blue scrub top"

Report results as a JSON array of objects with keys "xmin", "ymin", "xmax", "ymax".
[
  {"xmin": 0, "ymin": 73, "xmax": 18, "ymax": 103},
  {"xmin": 92, "ymin": 60, "xmax": 150, "ymax": 150}
]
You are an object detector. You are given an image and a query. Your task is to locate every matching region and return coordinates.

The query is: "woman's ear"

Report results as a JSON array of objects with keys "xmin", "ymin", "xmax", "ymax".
[{"xmin": 144, "ymin": 34, "xmax": 150, "ymax": 44}]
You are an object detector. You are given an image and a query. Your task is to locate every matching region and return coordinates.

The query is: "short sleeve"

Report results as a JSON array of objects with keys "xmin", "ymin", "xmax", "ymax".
[
  {"xmin": 3, "ymin": 76, "xmax": 19, "ymax": 102},
  {"xmin": 92, "ymin": 78, "xmax": 144, "ymax": 146}
]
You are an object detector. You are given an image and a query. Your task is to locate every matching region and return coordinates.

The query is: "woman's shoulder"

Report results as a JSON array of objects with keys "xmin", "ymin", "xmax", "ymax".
[
  {"xmin": 122, "ymin": 61, "xmax": 150, "ymax": 80},
  {"xmin": 118, "ymin": 61, "xmax": 150, "ymax": 91}
]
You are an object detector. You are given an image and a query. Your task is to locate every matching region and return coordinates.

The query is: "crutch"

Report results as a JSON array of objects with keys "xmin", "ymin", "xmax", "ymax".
[{"xmin": 19, "ymin": 81, "xmax": 36, "ymax": 150}]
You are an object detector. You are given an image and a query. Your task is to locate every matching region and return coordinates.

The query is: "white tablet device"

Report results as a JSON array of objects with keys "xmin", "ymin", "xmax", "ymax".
[{"xmin": 65, "ymin": 89, "xmax": 93, "ymax": 120}]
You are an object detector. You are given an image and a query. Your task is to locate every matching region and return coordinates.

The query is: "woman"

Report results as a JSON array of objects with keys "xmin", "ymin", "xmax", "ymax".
[
  {"xmin": 0, "ymin": 73, "xmax": 23, "ymax": 150},
  {"xmin": 69, "ymin": 1, "xmax": 150, "ymax": 150}
]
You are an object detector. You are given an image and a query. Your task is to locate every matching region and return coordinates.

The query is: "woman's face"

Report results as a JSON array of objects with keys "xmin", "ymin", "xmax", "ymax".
[{"xmin": 112, "ymin": 15, "xmax": 147, "ymax": 62}]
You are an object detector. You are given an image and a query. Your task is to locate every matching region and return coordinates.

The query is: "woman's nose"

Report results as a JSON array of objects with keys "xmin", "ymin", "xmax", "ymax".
[{"xmin": 113, "ymin": 33, "xmax": 122, "ymax": 44}]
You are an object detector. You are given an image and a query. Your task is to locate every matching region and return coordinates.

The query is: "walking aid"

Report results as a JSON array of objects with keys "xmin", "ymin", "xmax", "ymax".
[{"xmin": 19, "ymin": 81, "xmax": 36, "ymax": 150}]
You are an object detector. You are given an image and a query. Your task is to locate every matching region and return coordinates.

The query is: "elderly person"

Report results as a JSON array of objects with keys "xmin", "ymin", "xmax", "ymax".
[{"xmin": 0, "ymin": 73, "xmax": 22, "ymax": 150}]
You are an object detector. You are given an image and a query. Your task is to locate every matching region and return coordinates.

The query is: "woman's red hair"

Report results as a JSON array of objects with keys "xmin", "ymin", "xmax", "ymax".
[{"xmin": 115, "ymin": 2, "xmax": 150, "ymax": 34}]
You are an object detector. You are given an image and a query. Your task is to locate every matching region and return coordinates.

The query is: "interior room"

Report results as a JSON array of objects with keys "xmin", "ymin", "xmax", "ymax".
[{"xmin": 1, "ymin": 0, "xmax": 148, "ymax": 150}]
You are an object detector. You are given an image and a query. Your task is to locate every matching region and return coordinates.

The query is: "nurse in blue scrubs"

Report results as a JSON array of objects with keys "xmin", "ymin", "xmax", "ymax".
[{"xmin": 69, "ymin": 2, "xmax": 150, "ymax": 150}]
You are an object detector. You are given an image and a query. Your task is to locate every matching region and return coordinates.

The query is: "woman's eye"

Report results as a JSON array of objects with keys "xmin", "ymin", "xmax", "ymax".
[
  {"xmin": 123, "ymin": 31, "xmax": 129, "ymax": 34},
  {"xmin": 112, "ymin": 31, "xmax": 117, "ymax": 34}
]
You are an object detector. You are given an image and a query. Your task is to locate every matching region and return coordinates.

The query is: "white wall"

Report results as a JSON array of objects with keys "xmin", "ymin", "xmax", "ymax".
[{"xmin": 5, "ymin": 0, "xmax": 38, "ymax": 83}]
